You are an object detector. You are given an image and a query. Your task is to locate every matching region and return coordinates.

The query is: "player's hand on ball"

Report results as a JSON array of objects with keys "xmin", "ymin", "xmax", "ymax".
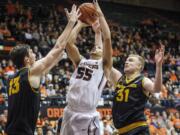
[{"xmin": 93, "ymin": 0, "xmax": 103, "ymax": 16}]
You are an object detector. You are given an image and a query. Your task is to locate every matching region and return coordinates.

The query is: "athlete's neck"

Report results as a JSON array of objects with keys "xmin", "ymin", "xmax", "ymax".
[
  {"xmin": 125, "ymin": 72, "xmax": 140, "ymax": 80},
  {"xmin": 90, "ymin": 55, "xmax": 101, "ymax": 60}
]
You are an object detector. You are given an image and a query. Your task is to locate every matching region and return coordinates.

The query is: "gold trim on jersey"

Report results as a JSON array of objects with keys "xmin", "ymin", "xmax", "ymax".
[
  {"xmin": 18, "ymin": 67, "xmax": 28, "ymax": 71},
  {"xmin": 125, "ymin": 77, "xmax": 134, "ymax": 84},
  {"xmin": 28, "ymin": 69, "xmax": 39, "ymax": 94},
  {"xmin": 118, "ymin": 121, "xmax": 147, "ymax": 134}
]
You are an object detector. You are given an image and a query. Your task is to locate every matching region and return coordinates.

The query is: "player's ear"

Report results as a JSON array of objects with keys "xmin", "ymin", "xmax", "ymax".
[
  {"xmin": 137, "ymin": 63, "xmax": 142, "ymax": 71},
  {"xmin": 24, "ymin": 56, "xmax": 29, "ymax": 65}
]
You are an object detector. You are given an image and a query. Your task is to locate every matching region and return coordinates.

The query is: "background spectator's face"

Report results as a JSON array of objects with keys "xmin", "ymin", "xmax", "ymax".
[
  {"xmin": 46, "ymin": 130, "xmax": 53, "ymax": 135},
  {"xmin": 162, "ymin": 111, "xmax": 167, "ymax": 119},
  {"xmin": 33, "ymin": 46, "xmax": 38, "ymax": 53},
  {"xmin": 175, "ymin": 112, "xmax": 179, "ymax": 118},
  {"xmin": 54, "ymin": 84, "xmax": 59, "ymax": 90},
  {"xmin": 8, "ymin": 60, "xmax": 13, "ymax": 66},
  {"xmin": 37, "ymin": 128, "xmax": 43, "ymax": 135},
  {"xmin": 48, "ymin": 85, "xmax": 53, "ymax": 90},
  {"xmin": 3, "ymin": 110, "xmax": 7, "ymax": 118}
]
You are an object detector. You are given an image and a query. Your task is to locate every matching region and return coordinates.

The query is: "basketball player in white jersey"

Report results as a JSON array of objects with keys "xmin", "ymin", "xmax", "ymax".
[{"xmin": 60, "ymin": 0, "xmax": 112, "ymax": 135}]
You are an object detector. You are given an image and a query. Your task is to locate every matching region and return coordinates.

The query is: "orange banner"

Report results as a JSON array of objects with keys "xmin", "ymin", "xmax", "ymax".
[{"xmin": 41, "ymin": 106, "xmax": 112, "ymax": 120}]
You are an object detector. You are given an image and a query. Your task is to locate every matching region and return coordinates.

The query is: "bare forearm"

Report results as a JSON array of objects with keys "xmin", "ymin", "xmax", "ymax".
[
  {"xmin": 68, "ymin": 22, "xmax": 83, "ymax": 45},
  {"xmin": 44, "ymin": 50, "xmax": 64, "ymax": 74},
  {"xmin": 55, "ymin": 20, "xmax": 75, "ymax": 47},
  {"xmin": 100, "ymin": 14, "xmax": 112, "ymax": 74},
  {"xmin": 153, "ymin": 65, "xmax": 162, "ymax": 92},
  {"xmin": 95, "ymin": 32, "xmax": 103, "ymax": 48},
  {"xmin": 65, "ymin": 22, "xmax": 83, "ymax": 66},
  {"xmin": 31, "ymin": 45, "xmax": 65, "ymax": 76},
  {"xmin": 52, "ymin": 20, "xmax": 77, "ymax": 65},
  {"xmin": 99, "ymin": 15, "xmax": 111, "ymax": 40},
  {"xmin": 44, "ymin": 46, "xmax": 64, "ymax": 68}
]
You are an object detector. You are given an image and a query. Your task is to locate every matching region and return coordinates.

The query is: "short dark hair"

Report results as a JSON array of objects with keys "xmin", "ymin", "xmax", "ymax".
[{"xmin": 10, "ymin": 45, "xmax": 30, "ymax": 69}]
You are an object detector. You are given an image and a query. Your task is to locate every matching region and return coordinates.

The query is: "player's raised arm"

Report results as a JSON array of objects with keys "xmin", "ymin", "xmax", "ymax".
[
  {"xmin": 66, "ymin": 22, "xmax": 86, "ymax": 67},
  {"xmin": 92, "ymin": 19, "xmax": 102, "ymax": 48},
  {"xmin": 65, "ymin": 7, "xmax": 89, "ymax": 67},
  {"xmin": 143, "ymin": 44, "xmax": 165, "ymax": 93},
  {"xmin": 30, "ymin": 5, "xmax": 80, "ymax": 76},
  {"xmin": 93, "ymin": 0, "xmax": 112, "ymax": 78}
]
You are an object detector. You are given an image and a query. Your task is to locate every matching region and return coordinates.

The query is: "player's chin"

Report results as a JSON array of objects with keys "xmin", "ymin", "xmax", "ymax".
[
  {"xmin": 91, "ymin": 53, "xmax": 102, "ymax": 59},
  {"xmin": 124, "ymin": 68, "xmax": 129, "ymax": 73},
  {"xmin": 32, "ymin": 59, "xmax": 36, "ymax": 64},
  {"xmin": 91, "ymin": 51, "xmax": 102, "ymax": 56}
]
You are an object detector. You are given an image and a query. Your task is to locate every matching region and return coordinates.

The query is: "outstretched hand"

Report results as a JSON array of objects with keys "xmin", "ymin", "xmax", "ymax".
[
  {"xmin": 64, "ymin": 4, "xmax": 81, "ymax": 23},
  {"xmin": 65, "ymin": 6, "xmax": 88, "ymax": 28},
  {"xmin": 155, "ymin": 44, "xmax": 165, "ymax": 66}
]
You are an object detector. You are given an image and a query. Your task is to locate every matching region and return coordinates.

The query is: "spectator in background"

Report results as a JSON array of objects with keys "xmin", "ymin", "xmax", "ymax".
[
  {"xmin": 173, "ymin": 112, "xmax": 180, "ymax": 133},
  {"xmin": 36, "ymin": 127, "xmax": 44, "ymax": 135},
  {"xmin": 170, "ymin": 70, "xmax": 177, "ymax": 82},
  {"xmin": 104, "ymin": 120, "xmax": 113, "ymax": 135},
  {"xmin": 46, "ymin": 130, "xmax": 54, "ymax": 135},
  {"xmin": 56, "ymin": 117, "xmax": 62, "ymax": 135},
  {"xmin": 6, "ymin": 0, "xmax": 16, "ymax": 16},
  {"xmin": 47, "ymin": 84, "xmax": 56, "ymax": 97},
  {"xmin": 4, "ymin": 60, "xmax": 15, "ymax": 76},
  {"xmin": 99, "ymin": 113, "xmax": 104, "ymax": 135}
]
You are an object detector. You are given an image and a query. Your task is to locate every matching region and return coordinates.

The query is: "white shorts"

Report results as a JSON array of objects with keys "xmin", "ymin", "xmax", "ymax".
[{"xmin": 60, "ymin": 106, "xmax": 100, "ymax": 135}]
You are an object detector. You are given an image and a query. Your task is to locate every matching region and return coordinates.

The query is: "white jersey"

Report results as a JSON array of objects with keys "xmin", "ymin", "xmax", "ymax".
[{"xmin": 67, "ymin": 58, "xmax": 107, "ymax": 112}]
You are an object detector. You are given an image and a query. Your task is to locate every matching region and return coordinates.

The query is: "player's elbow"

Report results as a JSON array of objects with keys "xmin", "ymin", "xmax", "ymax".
[
  {"xmin": 153, "ymin": 89, "xmax": 161, "ymax": 93},
  {"xmin": 104, "ymin": 35, "xmax": 111, "ymax": 41},
  {"xmin": 153, "ymin": 86, "xmax": 162, "ymax": 93}
]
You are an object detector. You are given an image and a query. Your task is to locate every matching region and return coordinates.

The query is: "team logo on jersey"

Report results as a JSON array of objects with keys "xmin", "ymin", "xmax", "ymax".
[{"xmin": 80, "ymin": 62, "xmax": 99, "ymax": 69}]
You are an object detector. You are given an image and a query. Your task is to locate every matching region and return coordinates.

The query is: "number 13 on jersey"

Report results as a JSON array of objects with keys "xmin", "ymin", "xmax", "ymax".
[{"xmin": 9, "ymin": 76, "xmax": 20, "ymax": 96}]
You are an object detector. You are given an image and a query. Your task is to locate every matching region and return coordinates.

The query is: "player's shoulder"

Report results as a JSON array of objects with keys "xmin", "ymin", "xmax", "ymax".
[{"xmin": 142, "ymin": 77, "xmax": 152, "ymax": 84}]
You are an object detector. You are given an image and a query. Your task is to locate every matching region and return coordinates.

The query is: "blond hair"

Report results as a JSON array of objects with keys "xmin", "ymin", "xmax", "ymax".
[{"xmin": 129, "ymin": 54, "xmax": 145, "ymax": 72}]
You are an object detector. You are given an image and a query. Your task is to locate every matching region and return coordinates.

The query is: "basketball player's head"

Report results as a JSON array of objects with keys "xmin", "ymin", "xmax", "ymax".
[
  {"xmin": 90, "ymin": 45, "xmax": 102, "ymax": 60},
  {"xmin": 124, "ymin": 54, "xmax": 144, "ymax": 74},
  {"xmin": 10, "ymin": 45, "xmax": 36, "ymax": 69}
]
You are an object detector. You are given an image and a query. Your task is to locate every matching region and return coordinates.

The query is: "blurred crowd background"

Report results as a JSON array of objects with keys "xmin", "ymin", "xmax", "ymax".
[{"xmin": 0, "ymin": 0, "xmax": 179, "ymax": 135}]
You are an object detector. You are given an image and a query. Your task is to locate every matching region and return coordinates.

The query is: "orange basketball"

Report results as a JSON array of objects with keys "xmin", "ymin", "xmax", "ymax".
[{"xmin": 79, "ymin": 3, "xmax": 98, "ymax": 25}]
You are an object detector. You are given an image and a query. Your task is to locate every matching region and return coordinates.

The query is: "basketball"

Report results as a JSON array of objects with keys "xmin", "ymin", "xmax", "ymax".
[{"xmin": 79, "ymin": 3, "xmax": 98, "ymax": 25}]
